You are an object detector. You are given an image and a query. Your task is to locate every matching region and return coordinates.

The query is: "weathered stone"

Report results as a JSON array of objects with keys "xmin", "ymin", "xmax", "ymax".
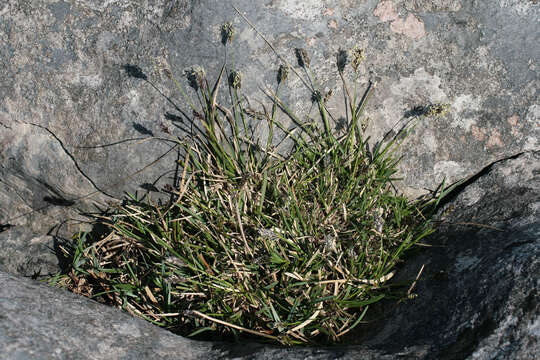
[
  {"xmin": 0, "ymin": 0, "xmax": 538, "ymax": 275},
  {"xmin": 0, "ymin": 0, "xmax": 538, "ymax": 358},
  {"xmin": 357, "ymin": 150, "xmax": 540, "ymax": 359},
  {"xmin": 0, "ymin": 271, "xmax": 223, "ymax": 360}
]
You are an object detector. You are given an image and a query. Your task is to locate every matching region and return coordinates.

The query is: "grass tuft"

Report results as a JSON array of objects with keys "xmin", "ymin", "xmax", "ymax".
[{"xmin": 50, "ymin": 19, "xmax": 449, "ymax": 346}]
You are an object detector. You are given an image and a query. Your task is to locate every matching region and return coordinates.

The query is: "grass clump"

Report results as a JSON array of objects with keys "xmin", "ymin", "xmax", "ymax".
[{"xmin": 50, "ymin": 18, "xmax": 446, "ymax": 345}]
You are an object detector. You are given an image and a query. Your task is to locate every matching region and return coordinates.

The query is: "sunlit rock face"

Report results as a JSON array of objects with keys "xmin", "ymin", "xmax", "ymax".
[{"xmin": 0, "ymin": 1, "xmax": 538, "ymax": 358}]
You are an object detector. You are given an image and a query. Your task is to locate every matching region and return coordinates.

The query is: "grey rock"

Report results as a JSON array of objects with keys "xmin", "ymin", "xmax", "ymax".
[
  {"xmin": 0, "ymin": 0, "xmax": 538, "ymax": 358},
  {"xmin": 359, "ymin": 150, "xmax": 540, "ymax": 359},
  {"xmin": 0, "ymin": 0, "xmax": 538, "ymax": 276},
  {"xmin": 1, "ymin": 151, "xmax": 538, "ymax": 359},
  {"xmin": 0, "ymin": 271, "xmax": 224, "ymax": 360}
]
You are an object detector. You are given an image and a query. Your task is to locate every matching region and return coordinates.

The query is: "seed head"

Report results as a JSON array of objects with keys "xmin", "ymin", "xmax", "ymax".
[
  {"xmin": 221, "ymin": 22, "xmax": 235, "ymax": 45},
  {"xmin": 351, "ymin": 47, "xmax": 365, "ymax": 72},
  {"xmin": 425, "ymin": 103, "xmax": 450, "ymax": 117},
  {"xmin": 277, "ymin": 64, "xmax": 289, "ymax": 84},
  {"xmin": 184, "ymin": 66, "xmax": 206, "ymax": 91},
  {"xmin": 295, "ymin": 48, "xmax": 310, "ymax": 69},
  {"xmin": 228, "ymin": 70, "xmax": 242, "ymax": 89},
  {"xmin": 323, "ymin": 89, "xmax": 333, "ymax": 103}
]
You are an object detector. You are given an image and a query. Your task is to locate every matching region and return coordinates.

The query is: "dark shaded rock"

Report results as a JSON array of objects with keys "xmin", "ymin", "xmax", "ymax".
[
  {"xmin": 356, "ymin": 150, "xmax": 540, "ymax": 359},
  {"xmin": 1, "ymin": 151, "xmax": 538, "ymax": 359}
]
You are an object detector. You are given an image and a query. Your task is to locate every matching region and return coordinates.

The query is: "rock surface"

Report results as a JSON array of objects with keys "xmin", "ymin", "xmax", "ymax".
[
  {"xmin": 0, "ymin": 0, "xmax": 538, "ymax": 358},
  {"xmin": 1, "ymin": 151, "xmax": 538, "ymax": 359},
  {"xmin": 0, "ymin": 0, "xmax": 538, "ymax": 276},
  {"xmin": 358, "ymin": 150, "xmax": 540, "ymax": 359},
  {"xmin": 0, "ymin": 271, "xmax": 223, "ymax": 360}
]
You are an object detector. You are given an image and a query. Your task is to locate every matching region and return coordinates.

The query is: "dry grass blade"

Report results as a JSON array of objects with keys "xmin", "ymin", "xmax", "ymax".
[
  {"xmin": 235, "ymin": 199, "xmax": 253, "ymax": 258},
  {"xmin": 288, "ymin": 304, "xmax": 323, "ymax": 334},
  {"xmin": 188, "ymin": 310, "xmax": 279, "ymax": 341}
]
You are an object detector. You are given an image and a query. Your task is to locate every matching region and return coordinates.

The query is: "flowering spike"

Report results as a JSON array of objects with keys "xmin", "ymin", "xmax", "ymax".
[
  {"xmin": 221, "ymin": 22, "xmax": 235, "ymax": 45},
  {"xmin": 295, "ymin": 48, "xmax": 310, "ymax": 69},
  {"xmin": 228, "ymin": 70, "xmax": 242, "ymax": 89},
  {"xmin": 351, "ymin": 47, "xmax": 365, "ymax": 72},
  {"xmin": 277, "ymin": 64, "xmax": 289, "ymax": 84}
]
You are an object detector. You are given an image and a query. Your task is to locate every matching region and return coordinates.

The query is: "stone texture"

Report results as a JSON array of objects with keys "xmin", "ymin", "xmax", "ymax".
[
  {"xmin": 0, "ymin": 0, "xmax": 538, "ymax": 276},
  {"xmin": 0, "ymin": 271, "xmax": 223, "ymax": 360},
  {"xmin": 0, "ymin": 0, "xmax": 538, "ymax": 358},
  {"xmin": 357, "ymin": 150, "xmax": 540, "ymax": 359},
  {"xmin": 1, "ymin": 151, "xmax": 538, "ymax": 359}
]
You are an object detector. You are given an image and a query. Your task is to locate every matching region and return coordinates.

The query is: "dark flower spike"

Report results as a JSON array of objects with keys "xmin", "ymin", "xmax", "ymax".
[
  {"xmin": 407, "ymin": 103, "xmax": 451, "ymax": 118},
  {"xmin": 425, "ymin": 103, "xmax": 451, "ymax": 117},
  {"xmin": 277, "ymin": 64, "xmax": 289, "ymax": 84},
  {"xmin": 295, "ymin": 48, "xmax": 310, "ymax": 69},
  {"xmin": 184, "ymin": 66, "xmax": 206, "ymax": 91},
  {"xmin": 323, "ymin": 89, "xmax": 333, "ymax": 103},
  {"xmin": 351, "ymin": 47, "xmax": 365, "ymax": 73},
  {"xmin": 311, "ymin": 89, "xmax": 322, "ymax": 103},
  {"xmin": 228, "ymin": 70, "xmax": 242, "ymax": 89},
  {"xmin": 221, "ymin": 22, "xmax": 235, "ymax": 45},
  {"xmin": 123, "ymin": 64, "xmax": 148, "ymax": 80}
]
